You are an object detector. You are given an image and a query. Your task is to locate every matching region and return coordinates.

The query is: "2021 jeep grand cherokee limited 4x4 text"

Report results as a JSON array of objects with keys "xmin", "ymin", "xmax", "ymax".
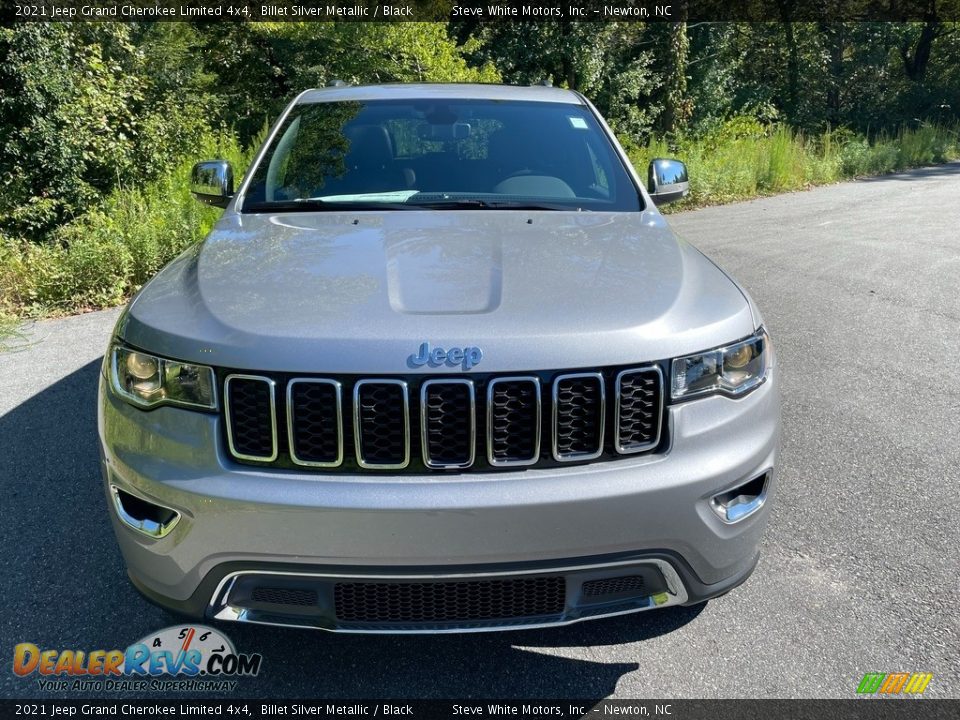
[{"xmin": 99, "ymin": 83, "xmax": 779, "ymax": 633}]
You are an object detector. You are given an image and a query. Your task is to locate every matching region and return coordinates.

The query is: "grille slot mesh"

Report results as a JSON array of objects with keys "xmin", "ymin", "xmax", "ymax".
[
  {"xmin": 355, "ymin": 381, "xmax": 408, "ymax": 467},
  {"xmin": 422, "ymin": 381, "xmax": 474, "ymax": 468},
  {"xmin": 250, "ymin": 587, "xmax": 318, "ymax": 606},
  {"xmin": 289, "ymin": 380, "xmax": 341, "ymax": 465},
  {"xmin": 334, "ymin": 577, "xmax": 565, "ymax": 623},
  {"xmin": 488, "ymin": 378, "xmax": 540, "ymax": 465},
  {"xmin": 225, "ymin": 377, "xmax": 275, "ymax": 460},
  {"xmin": 582, "ymin": 575, "xmax": 646, "ymax": 597},
  {"xmin": 554, "ymin": 374, "xmax": 604, "ymax": 459},
  {"xmin": 616, "ymin": 369, "xmax": 663, "ymax": 452}
]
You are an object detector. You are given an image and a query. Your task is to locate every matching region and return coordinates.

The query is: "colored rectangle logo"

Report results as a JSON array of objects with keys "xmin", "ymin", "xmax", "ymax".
[{"xmin": 857, "ymin": 672, "xmax": 933, "ymax": 695}]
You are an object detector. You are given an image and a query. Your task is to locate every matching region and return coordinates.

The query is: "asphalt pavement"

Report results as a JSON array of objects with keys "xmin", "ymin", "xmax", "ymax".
[{"xmin": 2, "ymin": 164, "xmax": 958, "ymax": 699}]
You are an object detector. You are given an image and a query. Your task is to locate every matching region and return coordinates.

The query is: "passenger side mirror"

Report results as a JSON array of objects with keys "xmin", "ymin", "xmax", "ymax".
[
  {"xmin": 191, "ymin": 161, "xmax": 234, "ymax": 208},
  {"xmin": 647, "ymin": 158, "xmax": 689, "ymax": 205}
]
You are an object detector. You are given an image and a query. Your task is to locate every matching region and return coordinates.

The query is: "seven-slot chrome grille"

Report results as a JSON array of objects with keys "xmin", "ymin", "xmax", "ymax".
[{"xmin": 222, "ymin": 366, "xmax": 663, "ymax": 472}]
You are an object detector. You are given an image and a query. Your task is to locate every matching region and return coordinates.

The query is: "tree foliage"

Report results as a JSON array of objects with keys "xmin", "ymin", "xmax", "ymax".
[
  {"xmin": 0, "ymin": 21, "xmax": 496, "ymax": 239},
  {"xmin": 1, "ymin": 19, "xmax": 958, "ymax": 243},
  {"xmin": 0, "ymin": 23, "xmax": 213, "ymax": 237}
]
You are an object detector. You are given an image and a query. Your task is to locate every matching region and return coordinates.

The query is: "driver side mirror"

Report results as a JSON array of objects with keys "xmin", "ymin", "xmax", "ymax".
[
  {"xmin": 647, "ymin": 158, "xmax": 689, "ymax": 205},
  {"xmin": 191, "ymin": 161, "xmax": 234, "ymax": 208}
]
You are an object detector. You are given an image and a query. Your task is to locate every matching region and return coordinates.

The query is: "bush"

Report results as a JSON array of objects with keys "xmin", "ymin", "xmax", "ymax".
[
  {"xmin": 629, "ymin": 118, "xmax": 958, "ymax": 210},
  {"xmin": 1, "ymin": 225, "xmax": 129, "ymax": 313},
  {"xmin": 0, "ymin": 130, "xmax": 250, "ymax": 318},
  {"xmin": 0, "ymin": 24, "xmax": 216, "ymax": 239},
  {"xmin": 838, "ymin": 125, "xmax": 958, "ymax": 177}
]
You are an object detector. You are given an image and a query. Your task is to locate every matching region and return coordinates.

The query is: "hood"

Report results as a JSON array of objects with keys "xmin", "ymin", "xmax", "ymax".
[{"xmin": 120, "ymin": 209, "xmax": 755, "ymax": 373}]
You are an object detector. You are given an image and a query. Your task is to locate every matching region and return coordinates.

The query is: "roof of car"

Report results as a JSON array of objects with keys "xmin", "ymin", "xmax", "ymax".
[{"xmin": 297, "ymin": 83, "xmax": 584, "ymax": 105}]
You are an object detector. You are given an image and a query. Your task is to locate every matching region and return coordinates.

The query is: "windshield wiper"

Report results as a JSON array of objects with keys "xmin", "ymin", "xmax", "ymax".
[
  {"xmin": 244, "ymin": 198, "xmax": 587, "ymax": 213},
  {"xmin": 243, "ymin": 200, "xmax": 418, "ymax": 212},
  {"xmin": 409, "ymin": 199, "xmax": 583, "ymax": 211}
]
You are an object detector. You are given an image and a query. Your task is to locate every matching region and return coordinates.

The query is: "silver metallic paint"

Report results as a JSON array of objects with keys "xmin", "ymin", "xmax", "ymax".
[
  {"xmin": 99, "ymin": 365, "xmax": 779, "ymax": 603},
  {"xmin": 118, "ymin": 211, "xmax": 755, "ymax": 374},
  {"xmin": 99, "ymin": 84, "xmax": 780, "ymax": 629}
]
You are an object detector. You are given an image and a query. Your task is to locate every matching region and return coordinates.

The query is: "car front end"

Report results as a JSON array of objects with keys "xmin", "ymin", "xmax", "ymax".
[{"xmin": 98, "ymin": 83, "xmax": 780, "ymax": 633}]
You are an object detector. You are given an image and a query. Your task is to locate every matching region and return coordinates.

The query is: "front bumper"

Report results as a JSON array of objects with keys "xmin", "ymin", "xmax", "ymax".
[{"xmin": 99, "ymin": 366, "xmax": 779, "ymax": 632}]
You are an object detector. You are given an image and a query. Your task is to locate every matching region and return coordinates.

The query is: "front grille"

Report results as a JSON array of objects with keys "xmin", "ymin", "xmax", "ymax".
[
  {"xmin": 333, "ymin": 577, "xmax": 566, "ymax": 623},
  {"xmin": 615, "ymin": 368, "xmax": 664, "ymax": 453},
  {"xmin": 222, "ymin": 365, "xmax": 664, "ymax": 472},
  {"xmin": 553, "ymin": 373, "xmax": 605, "ymax": 460},
  {"xmin": 421, "ymin": 380, "xmax": 475, "ymax": 468},
  {"xmin": 288, "ymin": 379, "xmax": 342, "ymax": 466}
]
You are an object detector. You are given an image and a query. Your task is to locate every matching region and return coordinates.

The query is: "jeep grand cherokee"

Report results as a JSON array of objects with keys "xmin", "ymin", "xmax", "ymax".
[{"xmin": 98, "ymin": 83, "xmax": 779, "ymax": 633}]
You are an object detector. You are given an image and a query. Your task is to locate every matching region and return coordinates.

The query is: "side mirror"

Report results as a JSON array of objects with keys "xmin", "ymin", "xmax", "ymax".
[
  {"xmin": 191, "ymin": 161, "xmax": 234, "ymax": 208},
  {"xmin": 647, "ymin": 158, "xmax": 689, "ymax": 205}
]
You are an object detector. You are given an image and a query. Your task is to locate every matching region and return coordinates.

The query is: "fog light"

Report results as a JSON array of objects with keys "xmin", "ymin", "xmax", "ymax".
[{"xmin": 710, "ymin": 473, "xmax": 768, "ymax": 523}]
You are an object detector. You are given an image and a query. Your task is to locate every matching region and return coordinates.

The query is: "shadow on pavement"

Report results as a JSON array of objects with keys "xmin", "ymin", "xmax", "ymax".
[{"xmin": 0, "ymin": 358, "xmax": 702, "ymax": 699}]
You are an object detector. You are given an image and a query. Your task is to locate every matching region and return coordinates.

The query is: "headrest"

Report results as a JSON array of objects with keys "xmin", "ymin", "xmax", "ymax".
[{"xmin": 344, "ymin": 125, "xmax": 394, "ymax": 168}]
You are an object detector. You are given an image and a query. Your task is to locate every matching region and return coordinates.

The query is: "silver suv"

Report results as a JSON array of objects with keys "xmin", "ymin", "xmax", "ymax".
[{"xmin": 99, "ymin": 83, "xmax": 779, "ymax": 633}]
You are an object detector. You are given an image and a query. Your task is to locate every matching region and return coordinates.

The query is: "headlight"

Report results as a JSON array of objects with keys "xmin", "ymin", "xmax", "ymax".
[
  {"xmin": 671, "ymin": 329, "xmax": 770, "ymax": 400},
  {"xmin": 110, "ymin": 343, "xmax": 217, "ymax": 410}
]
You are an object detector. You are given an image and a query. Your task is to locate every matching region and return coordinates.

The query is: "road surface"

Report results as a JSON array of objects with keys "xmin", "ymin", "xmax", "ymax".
[{"xmin": 2, "ymin": 163, "xmax": 958, "ymax": 699}]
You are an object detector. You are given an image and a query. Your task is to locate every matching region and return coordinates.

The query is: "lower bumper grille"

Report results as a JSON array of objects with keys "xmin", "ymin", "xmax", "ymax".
[
  {"xmin": 210, "ymin": 558, "xmax": 687, "ymax": 633},
  {"xmin": 334, "ymin": 577, "xmax": 566, "ymax": 624},
  {"xmin": 582, "ymin": 574, "xmax": 646, "ymax": 597},
  {"xmin": 251, "ymin": 586, "xmax": 318, "ymax": 607}
]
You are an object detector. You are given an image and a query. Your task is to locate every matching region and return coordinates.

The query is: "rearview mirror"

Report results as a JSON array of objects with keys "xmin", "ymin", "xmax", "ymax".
[
  {"xmin": 191, "ymin": 161, "xmax": 234, "ymax": 208},
  {"xmin": 647, "ymin": 158, "xmax": 689, "ymax": 205},
  {"xmin": 417, "ymin": 122, "xmax": 472, "ymax": 141}
]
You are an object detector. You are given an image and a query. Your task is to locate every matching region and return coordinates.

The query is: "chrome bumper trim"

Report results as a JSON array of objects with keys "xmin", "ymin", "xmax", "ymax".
[{"xmin": 206, "ymin": 558, "xmax": 688, "ymax": 634}]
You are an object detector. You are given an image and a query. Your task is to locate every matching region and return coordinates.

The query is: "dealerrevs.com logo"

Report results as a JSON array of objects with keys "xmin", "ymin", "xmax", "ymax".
[{"xmin": 13, "ymin": 625, "xmax": 262, "ymax": 692}]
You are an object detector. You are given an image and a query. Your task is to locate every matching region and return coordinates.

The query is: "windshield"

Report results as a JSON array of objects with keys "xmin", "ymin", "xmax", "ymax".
[{"xmin": 241, "ymin": 99, "xmax": 642, "ymax": 212}]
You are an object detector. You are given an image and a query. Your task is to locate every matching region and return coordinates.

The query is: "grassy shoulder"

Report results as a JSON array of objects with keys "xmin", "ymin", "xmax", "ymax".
[
  {"xmin": 1, "ymin": 120, "xmax": 957, "ymax": 329},
  {"xmin": 628, "ymin": 120, "xmax": 959, "ymax": 211},
  {"xmin": 0, "ymin": 312, "xmax": 26, "ymax": 351}
]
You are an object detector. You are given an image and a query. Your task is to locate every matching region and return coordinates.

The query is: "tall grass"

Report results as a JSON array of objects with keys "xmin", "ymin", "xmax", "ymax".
[
  {"xmin": 628, "ymin": 120, "xmax": 959, "ymax": 210},
  {"xmin": 0, "ymin": 311, "xmax": 25, "ymax": 351},
  {"xmin": 0, "ymin": 131, "xmax": 251, "ymax": 318}
]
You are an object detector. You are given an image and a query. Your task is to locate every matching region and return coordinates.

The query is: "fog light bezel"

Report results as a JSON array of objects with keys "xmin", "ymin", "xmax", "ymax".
[
  {"xmin": 110, "ymin": 485, "xmax": 181, "ymax": 539},
  {"xmin": 709, "ymin": 473, "xmax": 769, "ymax": 524}
]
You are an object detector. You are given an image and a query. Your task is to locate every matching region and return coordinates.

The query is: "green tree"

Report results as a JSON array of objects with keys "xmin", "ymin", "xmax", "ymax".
[
  {"xmin": 0, "ymin": 23, "xmax": 214, "ymax": 239},
  {"xmin": 458, "ymin": 22, "xmax": 660, "ymax": 142},
  {"xmin": 661, "ymin": 20, "xmax": 691, "ymax": 135},
  {"xmin": 197, "ymin": 22, "xmax": 498, "ymax": 144}
]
